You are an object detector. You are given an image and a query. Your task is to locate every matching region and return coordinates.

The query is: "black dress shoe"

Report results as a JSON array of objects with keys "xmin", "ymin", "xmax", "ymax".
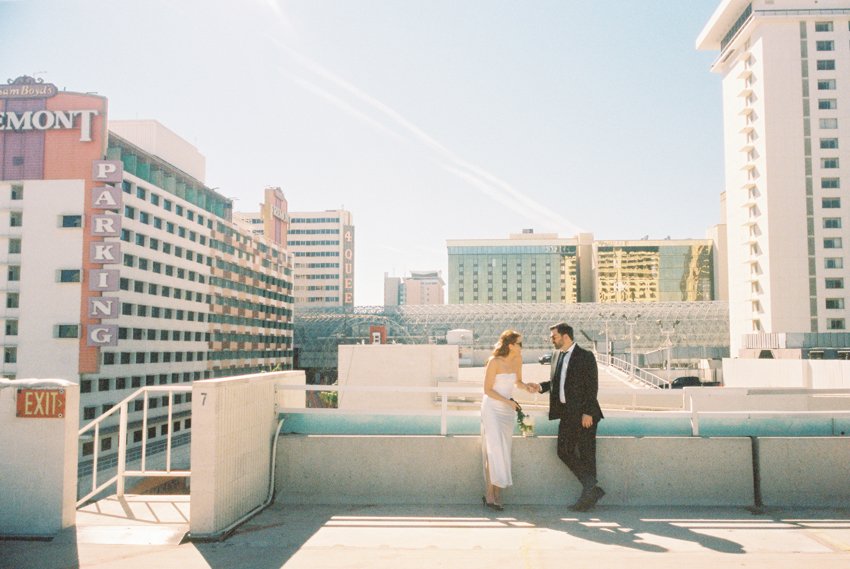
[
  {"xmin": 581, "ymin": 486, "xmax": 605, "ymax": 511},
  {"xmin": 569, "ymin": 486, "xmax": 605, "ymax": 512}
]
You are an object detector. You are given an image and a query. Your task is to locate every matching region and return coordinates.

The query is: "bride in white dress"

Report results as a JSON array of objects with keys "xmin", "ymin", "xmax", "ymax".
[{"xmin": 480, "ymin": 329, "xmax": 536, "ymax": 510}]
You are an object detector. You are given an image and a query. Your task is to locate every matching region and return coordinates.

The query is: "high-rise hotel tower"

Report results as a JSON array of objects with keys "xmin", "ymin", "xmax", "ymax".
[{"xmin": 699, "ymin": 1, "xmax": 850, "ymax": 356}]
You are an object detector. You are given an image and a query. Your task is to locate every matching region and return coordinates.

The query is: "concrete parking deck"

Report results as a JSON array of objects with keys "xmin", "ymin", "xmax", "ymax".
[{"xmin": 3, "ymin": 501, "xmax": 849, "ymax": 569}]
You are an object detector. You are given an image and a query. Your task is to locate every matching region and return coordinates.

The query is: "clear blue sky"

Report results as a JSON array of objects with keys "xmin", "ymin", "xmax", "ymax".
[{"xmin": 1, "ymin": 0, "xmax": 725, "ymax": 305}]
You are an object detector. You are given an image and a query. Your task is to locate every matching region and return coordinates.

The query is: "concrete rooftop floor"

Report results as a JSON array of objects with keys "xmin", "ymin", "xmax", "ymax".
[{"xmin": 3, "ymin": 497, "xmax": 850, "ymax": 569}]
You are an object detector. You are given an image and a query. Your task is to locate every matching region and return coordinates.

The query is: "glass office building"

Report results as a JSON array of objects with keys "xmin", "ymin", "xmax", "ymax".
[
  {"xmin": 448, "ymin": 234, "xmax": 715, "ymax": 305},
  {"xmin": 595, "ymin": 241, "xmax": 714, "ymax": 303},
  {"xmin": 447, "ymin": 233, "xmax": 591, "ymax": 304}
]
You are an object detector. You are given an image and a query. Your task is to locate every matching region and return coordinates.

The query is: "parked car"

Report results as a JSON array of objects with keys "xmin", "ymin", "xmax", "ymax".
[
  {"xmin": 539, "ymin": 353, "xmax": 552, "ymax": 365},
  {"xmin": 670, "ymin": 376, "xmax": 721, "ymax": 389}
]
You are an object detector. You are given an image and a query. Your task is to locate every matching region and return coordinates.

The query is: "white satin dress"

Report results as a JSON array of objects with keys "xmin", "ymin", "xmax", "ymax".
[{"xmin": 480, "ymin": 372, "xmax": 516, "ymax": 488}]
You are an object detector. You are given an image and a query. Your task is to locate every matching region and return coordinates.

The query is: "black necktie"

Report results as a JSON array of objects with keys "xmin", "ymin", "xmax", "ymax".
[{"xmin": 553, "ymin": 351, "xmax": 566, "ymax": 385}]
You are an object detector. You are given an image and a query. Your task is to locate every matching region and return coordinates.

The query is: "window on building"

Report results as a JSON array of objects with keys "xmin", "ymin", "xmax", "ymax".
[
  {"xmin": 822, "ymin": 178, "xmax": 840, "ymax": 189},
  {"xmin": 10, "ymin": 185, "xmax": 23, "ymax": 200},
  {"xmin": 83, "ymin": 406, "xmax": 96, "ymax": 420},
  {"xmin": 824, "ymin": 238, "xmax": 843, "ymax": 249},
  {"xmin": 826, "ymin": 278, "xmax": 844, "ymax": 289},
  {"xmin": 5, "ymin": 293, "xmax": 18, "ymax": 308},
  {"xmin": 818, "ymin": 79, "xmax": 837, "ymax": 90},
  {"xmin": 819, "ymin": 99, "xmax": 838, "ymax": 110},
  {"xmin": 825, "ymin": 257, "xmax": 844, "ymax": 269},
  {"xmin": 58, "ymin": 269, "xmax": 81, "ymax": 283},
  {"xmin": 7, "ymin": 265, "xmax": 20, "ymax": 282},
  {"xmin": 828, "ymin": 318, "xmax": 845, "ymax": 330},
  {"xmin": 820, "ymin": 118, "xmax": 839, "ymax": 129},
  {"xmin": 116, "ymin": 377, "xmax": 126, "ymax": 390},
  {"xmin": 817, "ymin": 60, "xmax": 836, "ymax": 71},
  {"xmin": 124, "ymin": 205, "xmax": 135, "ymax": 219},
  {"xmin": 82, "ymin": 442, "xmax": 93, "ymax": 456},
  {"xmin": 56, "ymin": 324, "xmax": 79, "ymax": 338},
  {"xmin": 133, "ymin": 430, "xmax": 142, "ymax": 443},
  {"xmin": 60, "ymin": 215, "xmax": 82, "ymax": 228},
  {"xmin": 10, "ymin": 212, "xmax": 22, "ymax": 227},
  {"xmin": 5, "ymin": 320, "xmax": 17, "ymax": 336},
  {"xmin": 821, "ymin": 138, "xmax": 839, "ymax": 149},
  {"xmin": 815, "ymin": 21, "xmax": 834, "ymax": 32},
  {"xmin": 8, "ymin": 238, "xmax": 21, "ymax": 254},
  {"xmin": 4, "ymin": 347, "xmax": 17, "ymax": 364},
  {"xmin": 822, "ymin": 158, "xmax": 840, "ymax": 169},
  {"xmin": 826, "ymin": 298, "xmax": 845, "ymax": 309},
  {"xmin": 816, "ymin": 40, "xmax": 835, "ymax": 51},
  {"xmin": 824, "ymin": 218, "xmax": 842, "ymax": 229}
]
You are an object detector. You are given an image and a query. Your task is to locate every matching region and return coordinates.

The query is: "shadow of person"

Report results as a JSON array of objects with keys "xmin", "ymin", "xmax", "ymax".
[{"xmin": 529, "ymin": 506, "xmax": 746, "ymax": 554}]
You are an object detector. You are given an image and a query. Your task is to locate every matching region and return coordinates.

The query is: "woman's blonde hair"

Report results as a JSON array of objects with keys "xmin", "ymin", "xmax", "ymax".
[{"xmin": 491, "ymin": 329, "xmax": 522, "ymax": 358}]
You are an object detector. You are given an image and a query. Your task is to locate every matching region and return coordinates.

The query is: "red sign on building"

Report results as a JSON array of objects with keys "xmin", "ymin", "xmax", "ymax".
[{"xmin": 16, "ymin": 389, "xmax": 66, "ymax": 418}]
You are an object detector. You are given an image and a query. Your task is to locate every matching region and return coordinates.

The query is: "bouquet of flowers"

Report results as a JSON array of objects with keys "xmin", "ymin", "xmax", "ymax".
[{"xmin": 512, "ymin": 399, "xmax": 535, "ymax": 437}]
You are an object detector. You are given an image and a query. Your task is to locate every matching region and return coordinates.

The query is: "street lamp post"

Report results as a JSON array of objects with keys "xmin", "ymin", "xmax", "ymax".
[
  {"xmin": 657, "ymin": 320, "xmax": 680, "ymax": 379},
  {"xmin": 622, "ymin": 314, "xmax": 640, "ymax": 374}
]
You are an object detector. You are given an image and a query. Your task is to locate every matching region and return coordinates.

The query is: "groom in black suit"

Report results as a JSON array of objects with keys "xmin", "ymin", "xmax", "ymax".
[{"xmin": 535, "ymin": 322, "xmax": 605, "ymax": 512}]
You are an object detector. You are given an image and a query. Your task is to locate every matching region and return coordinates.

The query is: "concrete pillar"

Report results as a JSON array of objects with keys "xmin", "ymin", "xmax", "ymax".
[{"xmin": 0, "ymin": 378, "xmax": 79, "ymax": 537}]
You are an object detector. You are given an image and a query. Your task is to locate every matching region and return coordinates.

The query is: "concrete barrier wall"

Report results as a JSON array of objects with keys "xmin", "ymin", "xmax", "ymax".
[
  {"xmin": 275, "ymin": 435, "xmax": 754, "ymax": 507},
  {"xmin": 0, "ymin": 379, "xmax": 79, "ymax": 537},
  {"xmin": 338, "ymin": 345, "xmax": 458, "ymax": 411},
  {"xmin": 190, "ymin": 370, "xmax": 305, "ymax": 536},
  {"xmin": 723, "ymin": 358, "xmax": 850, "ymax": 389},
  {"xmin": 758, "ymin": 437, "xmax": 850, "ymax": 507},
  {"xmin": 685, "ymin": 386, "xmax": 850, "ymax": 413}
]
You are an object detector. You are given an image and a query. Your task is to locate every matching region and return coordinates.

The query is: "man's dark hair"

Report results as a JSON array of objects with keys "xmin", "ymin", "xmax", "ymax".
[{"xmin": 549, "ymin": 322, "xmax": 574, "ymax": 340}]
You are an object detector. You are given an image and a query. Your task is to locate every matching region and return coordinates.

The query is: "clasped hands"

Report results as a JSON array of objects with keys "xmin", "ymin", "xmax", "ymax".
[{"xmin": 522, "ymin": 382, "xmax": 542, "ymax": 393}]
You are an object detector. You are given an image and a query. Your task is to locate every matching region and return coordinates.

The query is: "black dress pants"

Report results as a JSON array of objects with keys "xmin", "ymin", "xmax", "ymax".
[{"xmin": 556, "ymin": 417, "xmax": 598, "ymax": 490}]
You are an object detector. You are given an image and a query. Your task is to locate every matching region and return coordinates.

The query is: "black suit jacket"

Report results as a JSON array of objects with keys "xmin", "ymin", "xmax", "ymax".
[{"xmin": 540, "ymin": 344, "xmax": 604, "ymax": 423}]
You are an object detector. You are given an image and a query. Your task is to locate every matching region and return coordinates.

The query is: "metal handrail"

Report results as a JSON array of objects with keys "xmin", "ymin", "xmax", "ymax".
[
  {"xmin": 77, "ymin": 385, "xmax": 192, "ymax": 507},
  {"xmin": 596, "ymin": 354, "xmax": 670, "ymax": 389},
  {"xmin": 277, "ymin": 383, "xmax": 850, "ymax": 437}
]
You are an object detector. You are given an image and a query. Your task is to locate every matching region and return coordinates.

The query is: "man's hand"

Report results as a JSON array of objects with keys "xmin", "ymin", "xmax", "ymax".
[{"xmin": 581, "ymin": 414, "xmax": 593, "ymax": 428}]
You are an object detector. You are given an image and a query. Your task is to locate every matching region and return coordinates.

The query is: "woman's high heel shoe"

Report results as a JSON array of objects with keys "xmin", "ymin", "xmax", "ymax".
[{"xmin": 482, "ymin": 496, "xmax": 504, "ymax": 511}]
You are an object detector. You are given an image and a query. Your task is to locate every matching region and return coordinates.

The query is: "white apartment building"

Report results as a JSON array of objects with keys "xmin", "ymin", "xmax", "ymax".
[
  {"xmin": 699, "ymin": 1, "xmax": 850, "ymax": 356},
  {"xmin": 0, "ymin": 77, "xmax": 294, "ymax": 461},
  {"xmin": 383, "ymin": 271, "xmax": 446, "ymax": 305},
  {"xmin": 288, "ymin": 210, "xmax": 354, "ymax": 308}
]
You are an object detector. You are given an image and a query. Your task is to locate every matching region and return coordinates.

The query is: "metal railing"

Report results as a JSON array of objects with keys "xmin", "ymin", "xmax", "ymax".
[
  {"xmin": 77, "ymin": 385, "xmax": 192, "ymax": 507},
  {"xmin": 278, "ymin": 384, "xmax": 490, "ymax": 436},
  {"xmin": 277, "ymin": 383, "xmax": 850, "ymax": 437},
  {"xmin": 596, "ymin": 354, "xmax": 670, "ymax": 389}
]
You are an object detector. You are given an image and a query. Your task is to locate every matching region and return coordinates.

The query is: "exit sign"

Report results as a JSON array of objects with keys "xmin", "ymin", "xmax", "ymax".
[{"xmin": 16, "ymin": 389, "xmax": 66, "ymax": 418}]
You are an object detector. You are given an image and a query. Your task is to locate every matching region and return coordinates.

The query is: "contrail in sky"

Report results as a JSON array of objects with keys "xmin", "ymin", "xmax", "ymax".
[{"xmin": 263, "ymin": 4, "xmax": 584, "ymax": 234}]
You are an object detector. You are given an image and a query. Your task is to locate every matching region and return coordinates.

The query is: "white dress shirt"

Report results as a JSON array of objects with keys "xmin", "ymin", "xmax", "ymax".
[{"xmin": 559, "ymin": 344, "xmax": 576, "ymax": 404}]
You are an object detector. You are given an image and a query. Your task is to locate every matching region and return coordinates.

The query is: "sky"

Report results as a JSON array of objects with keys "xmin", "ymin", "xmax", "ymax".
[{"xmin": 1, "ymin": 0, "xmax": 726, "ymax": 306}]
